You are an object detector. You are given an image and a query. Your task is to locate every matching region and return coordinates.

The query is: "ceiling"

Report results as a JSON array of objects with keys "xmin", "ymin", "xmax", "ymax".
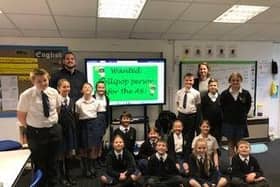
[{"xmin": 1, "ymin": 0, "xmax": 280, "ymax": 41}]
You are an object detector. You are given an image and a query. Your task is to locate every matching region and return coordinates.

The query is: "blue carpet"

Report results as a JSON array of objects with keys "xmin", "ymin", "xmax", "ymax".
[{"xmin": 222, "ymin": 143, "xmax": 268, "ymax": 154}]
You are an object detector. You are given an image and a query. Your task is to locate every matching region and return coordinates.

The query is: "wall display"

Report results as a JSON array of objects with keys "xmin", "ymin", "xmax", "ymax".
[{"xmin": 85, "ymin": 58, "xmax": 166, "ymax": 106}]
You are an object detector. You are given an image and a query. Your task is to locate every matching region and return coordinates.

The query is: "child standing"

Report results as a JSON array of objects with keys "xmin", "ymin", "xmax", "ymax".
[
  {"xmin": 57, "ymin": 79, "xmax": 77, "ymax": 186},
  {"xmin": 113, "ymin": 112, "xmax": 136, "ymax": 155},
  {"xmin": 176, "ymin": 73, "xmax": 201, "ymax": 144},
  {"xmin": 192, "ymin": 120, "xmax": 219, "ymax": 169},
  {"xmin": 100, "ymin": 135, "xmax": 141, "ymax": 187},
  {"xmin": 167, "ymin": 120, "xmax": 191, "ymax": 176},
  {"xmin": 138, "ymin": 127, "xmax": 160, "ymax": 175},
  {"xmin": 75, "ymin": 82, "xmax": 102, "ymax": 178},
  {"xmin": 17, "ymin": 68, "xmax": 62, "ymax": 186},
  {"xmin": 146, "ymin": 139, "xmax": 188, "ymax": 187},
  {"xmin": 93, "ymin": 80, "xmax": 110, "ymax": 167},
  {"xmin": 220, "ymin": 72, "xmax": 252, "ymax": 163},
  {"xmin": 231, "ymin": 140, "xmax": 269, "ymax": 187},
  {"xmin": 189, "ymin": 138, "xmax": 228, "ymax": 187},
  {"xmin": 201, "ymin": 78, "xmax": 222, "ymax": 143}
]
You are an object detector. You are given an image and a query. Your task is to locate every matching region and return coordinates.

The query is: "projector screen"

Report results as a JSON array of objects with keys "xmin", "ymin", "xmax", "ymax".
[{"xmin": 85, "ymin": 58, "xmax": 166, "ymax": 106}]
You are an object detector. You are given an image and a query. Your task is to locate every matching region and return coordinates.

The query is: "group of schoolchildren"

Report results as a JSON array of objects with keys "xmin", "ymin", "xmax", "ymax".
[{"xmin": 17, "ymin": 66, "xmax": 269, "ymax": 187}]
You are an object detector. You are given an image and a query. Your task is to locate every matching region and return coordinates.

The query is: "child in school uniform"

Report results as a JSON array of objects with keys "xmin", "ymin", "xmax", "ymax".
[
  {"xmin": 231, "ymin": 140, "xmax": 269, "ymax": 187},
  {"xmin": 146, "ymin": 139, "xmax": 188, "ymax": 187},
  {"xmin": 100, "ymin": 135, "xmax": 141, "ymax": 187},
  {"xmin": 93, "ymin": 80, "xmax": 110, "ymax": 167},
  {"xmin": 113, "ymin": 112, "xmax": 136, "ymax": 155},
  {"xmin": 167, "ymin": 120, "xmax": 191, "ymax": 176},
  {"xmin": 75, "ymin": 82, "xmax": 103, "ymax": 178},
  {"xmin": 57, "ymin": 78, "xmax": 77, "ymax": 186},
  {"xmin": 17, "ymin": 68, "xmax": 62, "ymax": 187},
  {"xmin": 189, "ymin": 138, "xmax": 228, "ymax": 187},
  {"xmin": 220, "ymin": 72, "xmax": 252, "ymax": 163},
  {"xmin": 192, "ymin": 120, "xmax": 219, "ymax": 170},
  {"xmin": 201, "ymin": 78, "xmax": 222, "ymax": 144},
  {"xmin": 176, "ymin": 73, "xmax": 201, "ymax": 144},
  {"xmin": 138, "ymin": 127, "xmax": 160, "ymax": 175}
]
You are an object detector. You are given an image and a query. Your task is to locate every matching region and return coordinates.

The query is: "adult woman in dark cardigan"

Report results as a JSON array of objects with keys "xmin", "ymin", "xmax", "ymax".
[
  {"xmin": 193, "ymin": 62, "xmax": 211, "ymax": 134},
  {"xmin": 193, "ymin": 62, "xmax": 211, "ymax": 98}
]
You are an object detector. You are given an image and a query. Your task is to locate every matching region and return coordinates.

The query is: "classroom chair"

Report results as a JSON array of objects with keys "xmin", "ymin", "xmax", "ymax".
[{"xmin": 30, "ymin": 169, "xmax": 43, "ymax": 187}]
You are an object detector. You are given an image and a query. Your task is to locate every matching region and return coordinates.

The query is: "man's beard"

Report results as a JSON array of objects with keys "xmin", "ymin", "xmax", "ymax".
[{"xmin": 64, "ymin": 63, "xmax": 76, "ymax": 69}]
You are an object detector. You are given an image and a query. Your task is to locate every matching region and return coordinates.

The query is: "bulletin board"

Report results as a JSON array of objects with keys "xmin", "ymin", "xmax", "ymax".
[
  {"xmin": 0, "ymin": 45, "xmax": 68, "ymax": 114},
  {"xmin": 179, "ymin": 60, "xmax": 257, "ymax": 115}
]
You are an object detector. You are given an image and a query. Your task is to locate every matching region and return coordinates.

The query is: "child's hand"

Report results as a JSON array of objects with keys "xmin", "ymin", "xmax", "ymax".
[
  {"xmin": 246, "ymin": 173, "xmax": 256, "ymax": 183},
  {"xmin": 119, "ymin": 172, "xmax": 127, "ymax": 181},
  {"xmin": 183, "ymin": 162, "xmax": 189, "ymax": 173},
  {"xmin": 255, "ymin": 176, "xmax": 266, "ymax": 182},
  {"xmin": 176, "ymin": 163, "xmax": 180, "ymax": 170}
]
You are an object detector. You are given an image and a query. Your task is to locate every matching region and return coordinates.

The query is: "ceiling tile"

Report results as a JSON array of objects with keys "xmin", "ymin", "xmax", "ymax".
[
  {"xmin": 0, "ymin": 14, "xmax": 15, "ymax": 29},
  {"xmin": 167, "ymin": 21, "xmax": 208, "ymax": 34},
  {"xmin": 141, "ymin": 1, "xmax": 190, "ymax": 20},
  {"xmin": 60, "ymin": 30, "xmax": 95, "ymax": 38},
  {"xmin": 8, "ymin": 14, "xmax": 57, "ymax": 30},
  {"xmin": 55, "ymin": 16, "xmax": 95, "ymax": 31},
  {"xmin": 133, "ymin": 20, "xmax": 172, "ymax": 32},
  {"xmin": 180, "ymin": 3, "xmax": 231, "ymax": 21},
  {"xmin": 162, "ymin": 33, "xmax": 191, "ymax": 40},
  {"xmin": 190, "ymin": 33, "xmax": 221, "ymax": 40},
  {"xmin": 97, "ymin": 18, "xmax": 135, "ymax": 32},
  {"xmin": 192, "ymin": 0, "xmax": 238, "ymax": 4},
  {"xmin": 228, "ymin": 23, "xmax": 268, "ymax": 36},
  {"xmin": 237, "ymin": 0, "xmax": 275, "ymax": 6},
  {"xmin": 197, "ymin": 22, "xmax": 240, "ymax": 35},
  {"xmin": 97, "ymin": 31, "xmax": 130, "ymax": 39},
  {"xmin": 0, "ymin": 29, "xmax": 22, "ymax": 37},
  {"xmin": 0, "ymin": 0, "xmax": 50, "ymax": 15},
  {"xmin": 48, "ymin": 0, "xmax": 97, "ymax": 16},
  {"xmin": 22, "ymin": 29, "xmax": 60, "ymax": 37},
  {"xmin": 249, "ymin": 7, "xmax": 280, "ymax": 23},
  {"xmin": 130, "ymin": 32, "xmax": 162, "ymax": 39}
]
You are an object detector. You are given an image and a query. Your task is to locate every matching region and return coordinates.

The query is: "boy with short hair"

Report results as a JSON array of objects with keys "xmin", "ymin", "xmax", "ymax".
[
  {"xmin": 231, "ymin": 140, "xmax": 269, "ymax": 187},
  {"xmin": 113, "ymin": 112, "xmax": 136, "ymax": 154},
  {"xmin": 147, "ymin": 139, "xmax": 188, "ymax": 187},
  {"xmin": 176, "ymin": 73, "xmax": 201, "ymax": 144}
]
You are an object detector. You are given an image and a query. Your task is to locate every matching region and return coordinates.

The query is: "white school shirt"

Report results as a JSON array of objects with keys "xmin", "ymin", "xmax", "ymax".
[
  {"xmin": 239, "ymin": 154, "xmax": 250, "ymax": 163},
  {"xmin": 75, "ymin": 96, "xmax": 98, "ymax": 119},
  {"xmin": 95, "ymin": 94, "xmax": 107, "ymax": 112},
  {"xmin": 156, "ymin": 152, "xmax": 167, "ymax": 161},
  {"xmin": 229, "ymin": 87, "xmax": 242, "ymax": 101},
  {"xmin": 208, "ymin": 92, "xmax": 218, "ymax": 102},
  {"xmin": 192, "ymin": 134, "xmax": 219, "ymax": 156},
  {"xmin": 17, "ymin": 86, "xmax": 60, "ymax": 128},
  {"xmin": 173, "ymin": 133, "xmax": 183, "ymax": 153},
  {"xmin": 59, "ymin": 95, "xmax": 70, "ymax": 106},
  {"xmin": 175, "ymin": 87, "xmax": 201, "ymax": 114}
]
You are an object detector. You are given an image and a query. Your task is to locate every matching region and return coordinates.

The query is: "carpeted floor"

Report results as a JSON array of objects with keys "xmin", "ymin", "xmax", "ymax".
[{"xmin": 16, "ymin": 139, "xmax": 280, "ymax": 187}]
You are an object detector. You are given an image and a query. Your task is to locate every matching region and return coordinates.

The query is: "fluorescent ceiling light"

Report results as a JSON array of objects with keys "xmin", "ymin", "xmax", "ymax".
[
  {"xmin": 214, "ymin": 5, "xmax": 269, "ymax": 23},
  {"xmin": 98, "ymin": 0, "xmax": 146, "ymax": 19}
]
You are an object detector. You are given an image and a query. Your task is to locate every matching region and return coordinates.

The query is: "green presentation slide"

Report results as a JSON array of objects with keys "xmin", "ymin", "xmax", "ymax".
[{"xmin": 93, "ymin": 65, "xmax": 158, "ymax": 101}]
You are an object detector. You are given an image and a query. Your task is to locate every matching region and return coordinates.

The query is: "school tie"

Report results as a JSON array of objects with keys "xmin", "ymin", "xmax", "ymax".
[
  {"xmin": 124, "ymin": 128, "xmax": 128, "ymax": 134},
  {"xmin": 118, "ymin": 154, "xmax": 122, "ymax": 160},
  {"xmin": 199, "ymin": 157, "xmax": 204, "ymax": 167},
  {"xmin": 182, "ymin": 92, "xmax": 187, "ymax": 108},
  {"xmin": 160, "ymin": 156, "xmax": 164, "ymax": 164},
  {"xmin": 244, "ymin": 158, "xmax": 249, "ymax": 165},
  {"xmin": 64, "ymin": 98, "xmax": 68, "ymax": 106},
  {"xmin": 41, "ymin": 91, "xmax": 50, "ymax": 117}
]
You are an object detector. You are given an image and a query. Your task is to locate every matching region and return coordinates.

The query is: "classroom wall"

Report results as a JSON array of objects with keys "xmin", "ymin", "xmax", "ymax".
[
  {"xmin": 0, "ymin": 37, "xmax": 279, "ymax": 139},
  {"xmin": 174, "ymin": 41, "xmax": 280, "ymax": 138}
]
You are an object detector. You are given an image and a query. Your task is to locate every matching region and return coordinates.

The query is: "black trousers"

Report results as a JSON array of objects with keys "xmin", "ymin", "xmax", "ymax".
[
  {"xmin": 27, "ymin": 124, "xmax": 62, "ymax": 187},
  {"xmin": 177, "ymin": 112, "xmax": 197, "ymax": 144}
]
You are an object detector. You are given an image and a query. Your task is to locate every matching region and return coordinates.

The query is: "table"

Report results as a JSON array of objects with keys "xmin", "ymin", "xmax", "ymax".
[
  {"xmin": 0, "ymin": 149, "xmax": 31, "ymax": 187},
  {"xmin": 247, "ymin": 116, "xmax": 269, "ymax": 142}
]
